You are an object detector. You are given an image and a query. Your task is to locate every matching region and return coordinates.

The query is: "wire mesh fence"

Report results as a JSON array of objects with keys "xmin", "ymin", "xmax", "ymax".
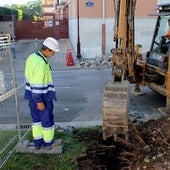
[
  {"xmin": 0, "ymin": 37, "xmax": 73, "ymax": 168},
  {"xmin": 0, "ymin": 39, "xmax": 41, "ymax": 168}
]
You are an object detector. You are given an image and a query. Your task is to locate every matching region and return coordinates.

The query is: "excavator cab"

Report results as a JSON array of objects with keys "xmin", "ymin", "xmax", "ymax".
[{"xmin": 147, "ymin": 4, "xmax": 170, "ymax": 69}]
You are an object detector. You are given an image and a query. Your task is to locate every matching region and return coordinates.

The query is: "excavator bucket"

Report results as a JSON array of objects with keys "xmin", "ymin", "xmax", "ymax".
[{"xmin": 102, "ymin": 80, "xmax": 130, "ymax": 141}]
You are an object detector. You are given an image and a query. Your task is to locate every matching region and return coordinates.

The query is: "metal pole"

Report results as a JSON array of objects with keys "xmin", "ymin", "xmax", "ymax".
[
  {"xmin": 10, "ymin": 2, "xmax": 15, "ymax": 40},
  {"xmin": 9, "ymin": 46, "xmax": 22, "ymax": 143},
  {"xmin": 102, "ymin": 0, "xmax": 106, "ymax": 54},
  {"xmin": 77, "ymin": 0, "xmax": 81, "ymax": 59},
  {"xmin": 166, "ymin": 52, "xmax": 170, "ymax": 114},
  {"xmin": 10, "ymin": 1, "xmax": 21, "ymax": 142}
]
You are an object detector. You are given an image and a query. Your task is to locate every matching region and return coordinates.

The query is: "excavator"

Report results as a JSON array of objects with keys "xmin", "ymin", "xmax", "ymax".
[{"xmin": 102, "ymin": 0, "xmax": 170, "ymax": 141}]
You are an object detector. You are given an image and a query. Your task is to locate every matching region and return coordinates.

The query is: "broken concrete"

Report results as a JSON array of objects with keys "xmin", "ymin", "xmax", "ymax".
[{"xmin": 15, "ymin": 139, "xmax": 63, "ymax": 154}]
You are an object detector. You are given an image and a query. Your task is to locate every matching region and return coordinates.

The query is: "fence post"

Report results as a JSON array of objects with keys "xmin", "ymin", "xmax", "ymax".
[
  {"xmin": 35, "ymin": 38, "xmax": 38, "ymax": 50},
  {"xmin": 9, "ymin": 44, "xmax": 22, "ymax": 143}
]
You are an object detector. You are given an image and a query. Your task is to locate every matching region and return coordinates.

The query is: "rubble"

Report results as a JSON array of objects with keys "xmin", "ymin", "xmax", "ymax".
[
  {"xmin": 78, "ymin": 54, "xmax": 112, "ymax": 69},
  {"xmin": 75, "ymin": 116, "xmax": 170, "ymax": 170}
]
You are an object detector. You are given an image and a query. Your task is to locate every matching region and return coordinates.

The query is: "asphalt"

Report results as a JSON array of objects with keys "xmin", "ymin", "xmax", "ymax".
[
  {"xmin": 0, "ymin": 39, "xmax": 103, "ymax": 129},
  {"xmin": 50, "ymin": 39, "xmax": 81, "ymax": 70},
  {"xmin": 0, "ymin": 39, "xmax": 165, "ymax": 130}
]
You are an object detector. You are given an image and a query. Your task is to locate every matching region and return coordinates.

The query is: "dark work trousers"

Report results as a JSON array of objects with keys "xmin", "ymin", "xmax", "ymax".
[{"xmin": 28, "ymin": 99, "xmax": 54, "ymax": 147}]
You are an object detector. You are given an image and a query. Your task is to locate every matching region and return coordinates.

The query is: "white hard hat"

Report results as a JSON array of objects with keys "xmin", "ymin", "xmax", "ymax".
[{"xmin": 43, "ymin": 37, "xmax": 59, "ymax": 52}]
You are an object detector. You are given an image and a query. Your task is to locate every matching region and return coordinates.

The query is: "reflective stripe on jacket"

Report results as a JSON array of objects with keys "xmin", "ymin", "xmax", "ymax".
[{"xmin": 24, "ymin": 51, "xmax": 57, "ymax": 102}]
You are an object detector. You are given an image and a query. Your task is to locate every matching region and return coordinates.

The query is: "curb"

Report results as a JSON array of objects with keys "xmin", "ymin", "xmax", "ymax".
[{"xmin": 0, "ymin": 121, "xmax": 102, "ymax": 130}]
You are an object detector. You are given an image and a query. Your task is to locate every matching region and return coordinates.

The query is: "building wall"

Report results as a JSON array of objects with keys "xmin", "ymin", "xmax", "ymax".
[
  {"xmin": 0, "ymin": 21, "xmax": 14, "ymax": 37},
  {"xmin": 135, "ymin": 0, "xmax": 157, "ymax": 17},
  {"xmin": 69, "ymin": 0, "xmax": 117, "ymax": 19},
  {"xmin": 42, "ymin": 0, "xmax": 55, "ymax": 13},
  {"xmin": 0, "ymin": 0, "xmax": 159, "ymax": 55},
  {"xmin": 68, "ymin": 0, "xmax": 158, "ymax": 57}
]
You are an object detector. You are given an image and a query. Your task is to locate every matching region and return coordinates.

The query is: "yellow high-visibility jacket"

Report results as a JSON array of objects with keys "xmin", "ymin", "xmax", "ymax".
[{"xmin": 24, "ymin": 50, "xmax": 57, "ymax": 102}]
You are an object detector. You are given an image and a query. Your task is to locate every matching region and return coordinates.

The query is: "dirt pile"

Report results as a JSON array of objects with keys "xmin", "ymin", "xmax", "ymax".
[{"xmin": 75, "ymin": 116, "xmax": 170, "ymax": 170}]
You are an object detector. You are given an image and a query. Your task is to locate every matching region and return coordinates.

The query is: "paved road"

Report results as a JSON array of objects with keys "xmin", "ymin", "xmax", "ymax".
[
  {"xmin": 1, "ymin": 68, "xmax": 166, "ymax": 126},
  {"xmin": 0, "ymin": 39, "xmax": 166, "ymax": 127},
  {"xmin": 14, "ymin": 69, "xmax": 112, "ymax": 124}
]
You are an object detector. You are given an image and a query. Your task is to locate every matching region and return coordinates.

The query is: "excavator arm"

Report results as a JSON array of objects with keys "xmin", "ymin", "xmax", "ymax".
[
  {"xmin": 102, "ymin": 0, "xmax": 141, "ymax": 141},
  {"xmin": 103, "ymin": 1, "xmax": 170, "ymax": 141},
  {"xmin": 112, "ymin": 0, "xmax": 137, "ymax": 82}
]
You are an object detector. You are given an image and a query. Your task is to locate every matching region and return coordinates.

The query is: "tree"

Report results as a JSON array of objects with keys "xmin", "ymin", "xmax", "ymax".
[
  {"xmin": 0, "ymin": 0, "xmax": 43, "ymax": 21},
  {"xmin": 0, "ymin": 7, "xmax": 17, "ymax": 21},
  {"xmin": 19, "ymin": 0, "xmax": 43, "ymax": 20}
]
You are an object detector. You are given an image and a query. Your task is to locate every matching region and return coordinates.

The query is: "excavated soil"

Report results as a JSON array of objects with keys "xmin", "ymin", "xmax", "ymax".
[{"xmin": 75, "ymin": 116, "xmax": 170, "ymax": 170}]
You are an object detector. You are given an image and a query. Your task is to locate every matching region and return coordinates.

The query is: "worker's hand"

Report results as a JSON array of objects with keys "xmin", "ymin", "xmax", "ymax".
[{"xmin": 37, "ymin": 102, "xmax": 45, "ymax": 110}]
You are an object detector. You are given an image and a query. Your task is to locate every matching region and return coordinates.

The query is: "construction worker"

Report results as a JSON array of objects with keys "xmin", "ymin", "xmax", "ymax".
[
  {"xmin": 166, "ymin": 19, "xmax": 170, "ymax": 52},
  {"xmin": 24, "ymin": 37, "xmax": 60, "ymax": 150},
  {"xmin": 160, "ymin": 19, "xmax": 170, "ymax": 53},
  {"xmin": 161, "ymin": 19, "xmax": 170, "ymax": 39},
  {"xmin": 166, "ymin": 19, "xmax": 170, "ymax": 38}
]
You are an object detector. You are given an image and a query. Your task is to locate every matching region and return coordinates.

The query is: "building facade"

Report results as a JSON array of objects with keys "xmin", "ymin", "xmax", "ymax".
[
  {"xmin": 67, "ymin": 0, "xmax": 158, "ymax": 57},
  {"xmin": 0, "ymin": 0, "xmax": 161, "ymax": 56}
]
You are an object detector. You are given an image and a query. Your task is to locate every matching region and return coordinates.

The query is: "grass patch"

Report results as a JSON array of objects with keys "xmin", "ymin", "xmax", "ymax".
[
  {"xmin": 0, "ymin": 131, "xmax": 18, "ymax": 149},
  {"xmin": 1, "ymin": 127, "xmax": 101, "ymax": 170}
]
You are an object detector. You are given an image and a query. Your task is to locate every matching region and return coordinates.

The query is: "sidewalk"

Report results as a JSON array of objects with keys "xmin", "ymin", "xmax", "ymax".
[
  {"xmin": 11, "ymin": 38, "xmax": 111, "ymax": 72},
  {"xmin": 50, "ymin": 39, "xmax": 81, "ymax": 71},
  {"xmin": 10, "ymin": 39, "xmax": 80, "ymax": 73}
]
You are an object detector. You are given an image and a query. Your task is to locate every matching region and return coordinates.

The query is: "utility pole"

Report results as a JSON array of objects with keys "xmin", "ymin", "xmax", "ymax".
[
  {"xmin": 10, "ymin": 3, "xmax": 15, "ymax": 40},
  {"xmin": 77, "ymin": 0, "xmax": 81, "ymax": 59}
]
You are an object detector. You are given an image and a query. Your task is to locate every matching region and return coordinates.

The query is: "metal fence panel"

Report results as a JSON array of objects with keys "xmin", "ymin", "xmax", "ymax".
[{"xmin": 0, "ymin": 40, "xmax": 39, "ymax": 168}]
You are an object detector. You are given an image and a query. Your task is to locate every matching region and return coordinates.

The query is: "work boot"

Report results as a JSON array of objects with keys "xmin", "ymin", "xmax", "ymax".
[
  {"xmin": 43, "ymin": 139, "xmax": 62, "ymax": 150},
  {"xmin": 34, "ymin": 146, "xmax": 41, "ymax": 150}
]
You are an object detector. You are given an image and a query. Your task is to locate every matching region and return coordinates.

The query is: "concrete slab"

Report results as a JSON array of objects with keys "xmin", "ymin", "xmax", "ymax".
[
  {"xmin": 0, "ymin": 121, "xmax": 102, "ymax": 130},
  {"xmin": 15, "ymin": 139, "xmax": 63, "ymax": 154}
]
